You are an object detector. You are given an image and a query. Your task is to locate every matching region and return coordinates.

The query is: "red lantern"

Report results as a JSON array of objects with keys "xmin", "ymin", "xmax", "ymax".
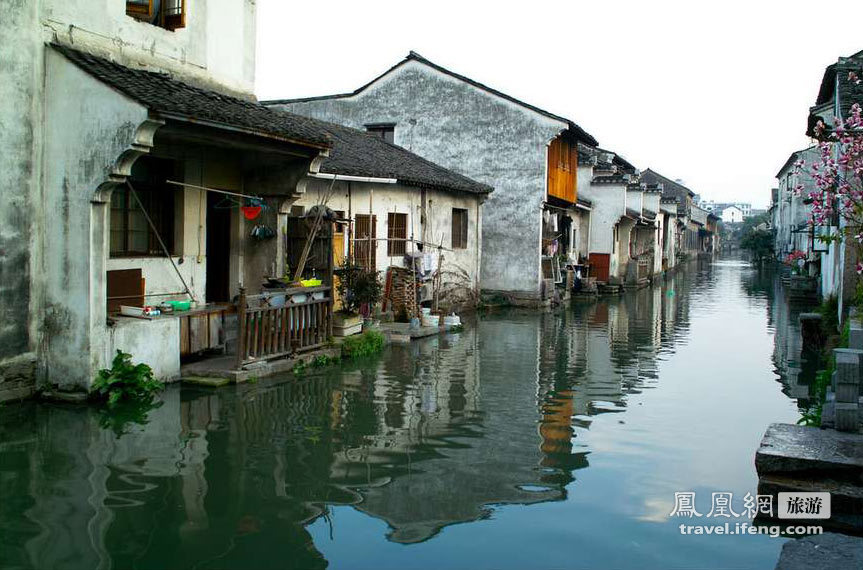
[{"xmin": 241, "ymin": 205, "xmax": 262, "ymax": 220}]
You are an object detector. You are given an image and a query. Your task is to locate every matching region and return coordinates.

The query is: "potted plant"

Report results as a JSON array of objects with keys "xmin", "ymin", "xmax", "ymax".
[{"xmin": 333, "ymin": 260, "xmax": 382, "ymax": 335}]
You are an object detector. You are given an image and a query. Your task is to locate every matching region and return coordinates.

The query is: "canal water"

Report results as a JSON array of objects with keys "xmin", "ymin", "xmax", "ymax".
[{"xmin": 0, "ymin": 259, "xmax": 815, "ymax": 569}]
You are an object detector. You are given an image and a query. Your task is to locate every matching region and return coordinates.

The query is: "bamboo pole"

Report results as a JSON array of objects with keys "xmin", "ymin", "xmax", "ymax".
[{"xmin": 292, "ymin": 175, "xmax": 338, "ymax": 282}]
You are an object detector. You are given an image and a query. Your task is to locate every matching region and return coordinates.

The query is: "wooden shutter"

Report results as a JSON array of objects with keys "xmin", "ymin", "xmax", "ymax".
[
  {"xmin": 107, "ymin": 269, "xmax": 144, "ymax": 314},
  {"xmin": 354, "ymin": 214, "xmax": 377, "ymax": 269},
  {"xmin": 126, "ymin": 0, "xmax": 153, "ymax": 20},
  {"xmin": 451, "ymin": 208, "xmax": 468, "ymax": 249},
  {"xmin": 547, "ymin": 137, "xmax": 576, "ymax": 203},
  {"xmin": 387, "ymin": 213, "xmax": 407, "ymax": 256},
  {"xmin": 163, "ymin": 0, "xmax": 186, "ymax": 31}
]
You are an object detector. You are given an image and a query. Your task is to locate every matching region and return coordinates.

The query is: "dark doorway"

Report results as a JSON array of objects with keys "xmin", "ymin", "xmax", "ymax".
[{"xmin": 206, "ymin": 193, "xmax": 231, "ymax": 302}]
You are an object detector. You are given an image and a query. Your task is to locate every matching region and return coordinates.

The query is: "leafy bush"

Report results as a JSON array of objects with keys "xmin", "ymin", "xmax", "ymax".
[
  {"xmin": 335, "ymin": 260, "xmax": 382, "ymax": 314},
  {"xmin": 740, "ymin": 229, "xmax": 774, "ymax": 263},
  {"xmin": 341, "ymin": 330, "xmax": 385, "ymax": 359},
  {"xmin": 312, "ymin": 354, "xmax": 340, "ymax": 367},
  {"xmin": 92, "ymin": 350, "xmax": 163, "ymax": 407}
]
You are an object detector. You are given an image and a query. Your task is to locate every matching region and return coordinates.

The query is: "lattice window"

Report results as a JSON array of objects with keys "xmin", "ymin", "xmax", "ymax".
[
  {"xmin": 111, "ymin": 158, "xmax": 178, "ymax": 257},
  {"xmin": 354, "ymin": 214, "xmax": 377, "ymax": 269},
  {"xmin": 387, "ymin": 212, "xmax": 407, "ymax": 256}
]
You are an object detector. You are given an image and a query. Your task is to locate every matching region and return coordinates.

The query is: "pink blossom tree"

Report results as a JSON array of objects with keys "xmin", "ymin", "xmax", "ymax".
[{"xmin": 795, "ymin": 72, "xmax": 863, "ymax": 273}]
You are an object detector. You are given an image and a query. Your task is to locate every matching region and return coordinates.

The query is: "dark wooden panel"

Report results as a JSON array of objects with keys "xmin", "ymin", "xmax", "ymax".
[
  {"xmin": 208, "ymin": 312, "xmax": 223, "ymax": 348},
  {"xmin": 179, "ymin": 316, "xmax": 190, "ymax": 356},
  {"xmin": 189, "ymin": 314, "xmax": 208, "ymax": 353},
  {"xmin": 106, "ymin": 269, "xmax": 144, "ymax": 314}
]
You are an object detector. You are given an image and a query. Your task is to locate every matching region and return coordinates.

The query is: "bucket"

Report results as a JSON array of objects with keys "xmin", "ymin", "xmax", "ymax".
[{"xmin": 443, "ymin": 315, "xmax": 461, "ymax": 327}]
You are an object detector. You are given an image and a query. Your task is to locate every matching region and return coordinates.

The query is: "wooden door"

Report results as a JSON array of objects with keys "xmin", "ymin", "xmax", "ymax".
[{"xmin": 589, "ymin": 253, "xmax": 610, "ymax": 282}]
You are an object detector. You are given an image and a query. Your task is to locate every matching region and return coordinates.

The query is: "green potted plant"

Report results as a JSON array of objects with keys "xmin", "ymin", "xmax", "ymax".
[{"xmin": 333, "ymin": 260, "xmax": 382, "ymax": 336}]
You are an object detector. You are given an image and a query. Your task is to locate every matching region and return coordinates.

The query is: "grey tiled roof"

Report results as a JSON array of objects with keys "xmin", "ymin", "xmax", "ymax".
[
  {"xmin": 264, "ymin": 51, "xmax": 598, "ymax": 147},
  {"xmin": 809, "ymin": 50, "xmax": 863, "ymax": 138},
  {"xmin": 592, "ymin": 174, "xmax": 630, "ymax": 184},
  {"xmin": 316, "ymin": 122, "xmax": 492, "ymax": 194},
  {"xmin": 640, "ymin": 169, "xmax": 695, "ymax": 200},
  {"xmin": 52, "ymin": 44, "xmax": 332, "ymax": 149}
]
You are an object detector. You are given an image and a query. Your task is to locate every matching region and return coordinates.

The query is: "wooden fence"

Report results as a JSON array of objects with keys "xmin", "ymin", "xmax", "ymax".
[{"xmin": 235, "ymin": 286, "xmax": 333, "ymax": 368}]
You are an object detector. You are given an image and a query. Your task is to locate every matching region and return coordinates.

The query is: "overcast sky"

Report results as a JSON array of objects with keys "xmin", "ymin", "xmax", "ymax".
[{"xmin": 256, "ymin": 1, "xmax": 863, "ymax": 208}]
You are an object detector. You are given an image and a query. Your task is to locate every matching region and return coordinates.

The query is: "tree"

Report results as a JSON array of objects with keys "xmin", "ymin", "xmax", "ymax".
[
  {"xmin": 740, "ymin": 226, "xmax": 774, "ymax": 264},
  {"xmin": 796, "ymin": 95, "xmax": 863, "ymax": 274}
]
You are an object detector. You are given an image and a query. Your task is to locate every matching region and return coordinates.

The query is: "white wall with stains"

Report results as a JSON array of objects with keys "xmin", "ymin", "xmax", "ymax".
[
  {"xmin": 275, "ymin": 60, "xmax": 569, "ymax": 301},
  {"xmin": 292, "ymin": 178, "xmax": 484, "ymax": 291}
]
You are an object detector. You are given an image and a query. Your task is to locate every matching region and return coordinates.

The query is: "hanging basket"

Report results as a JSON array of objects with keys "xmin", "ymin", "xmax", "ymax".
[{"xmin": 241, "ymin": 205, "xmax": 262, "ymax": 220}]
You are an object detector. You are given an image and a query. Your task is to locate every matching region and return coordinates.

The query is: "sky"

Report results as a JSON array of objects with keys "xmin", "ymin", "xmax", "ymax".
[{"xmin": 256, "ymin": 1, "xmax": 863, "ymax": 209}]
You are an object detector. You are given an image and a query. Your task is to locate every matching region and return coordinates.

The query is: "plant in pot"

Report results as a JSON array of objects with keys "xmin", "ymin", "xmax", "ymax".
[{"xmin": 333, "ymin": 260, "xmax": 382, "ymax": 334}]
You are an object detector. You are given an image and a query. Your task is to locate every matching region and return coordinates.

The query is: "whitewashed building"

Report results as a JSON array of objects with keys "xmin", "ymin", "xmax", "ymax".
[
  {"xmin": 0, "ymin": 1, "xmax": 345, "ymax": 398},
  {"xmin": 288, "ymin": 121, "xmax": 491, "ymax": 310},
  {"xmin": 265, "ymin": 52, "xmax": 598, "ymax": 306},
  {"xmin": 719, "ymin": 205, "xmax": 744, "ymax": 224}
]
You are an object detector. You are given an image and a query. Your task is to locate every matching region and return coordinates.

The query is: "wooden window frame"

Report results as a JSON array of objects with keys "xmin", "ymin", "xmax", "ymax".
[
  {"xmin": 387, "ymin": 212, "xmax": 408, "ymax": 256},
  {"xmin": 354, "ymin": 214, "xmax": 377, "ymax": 270},
  {"xmin": 451, "ymin": 208, "xmax": 468, "ymax": 249},
  {"xmin": 110, "ymin": 185, "xmax": 176, "ymax": 258},
  {"xmin": 365, "ymin": 124, "xmax": 395, "ymax": 144},
  {"xmin": 126, "ymin": 0, "xmax": 186, "ymax": 31}
]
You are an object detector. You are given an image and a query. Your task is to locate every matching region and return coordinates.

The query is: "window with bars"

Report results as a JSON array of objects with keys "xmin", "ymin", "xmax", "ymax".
[
  {"xmin": 451, "ymin": 208, "xmax": 468, "ymax": 249},
  {"xmin": 110, "ymin": 157, "xmax": 177, "ymax": 257},
  {"xmin": 126, "ymin": 0, "xmax": 186, "ymax": 31},
  {"xmin": 387, "ymin": 212, "xmax": 408, "ymax": 256},
  {"xmin": 354, "ymin": 214, "xmax": 377, "ymax": 269}
]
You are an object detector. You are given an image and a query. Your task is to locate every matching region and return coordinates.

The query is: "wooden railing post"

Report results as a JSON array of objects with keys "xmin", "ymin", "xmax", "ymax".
[{"xmin": 235, "ymin": 286, "xmax": 247, "ymax": 370}]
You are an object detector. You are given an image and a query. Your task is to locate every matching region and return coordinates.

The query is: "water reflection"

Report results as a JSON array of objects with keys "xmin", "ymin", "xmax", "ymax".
[{"xmin": 0, "ymin": 257, "xmax": 806, "ymax": 569}]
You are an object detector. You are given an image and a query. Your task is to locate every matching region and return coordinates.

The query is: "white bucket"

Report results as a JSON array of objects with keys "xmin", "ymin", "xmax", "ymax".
[
  {"xmin": 421, "ymin": 307, "xmax": 432, "ymax": 316},
  {"xmin": 443, "ymin": 315, "xmax": 461, "ymax": 326}
]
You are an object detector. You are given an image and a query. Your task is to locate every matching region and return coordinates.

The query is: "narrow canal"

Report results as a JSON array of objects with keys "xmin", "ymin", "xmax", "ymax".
[{"xmin": 0, "ymin": 258, "xmax": 813, "ymax": 570}]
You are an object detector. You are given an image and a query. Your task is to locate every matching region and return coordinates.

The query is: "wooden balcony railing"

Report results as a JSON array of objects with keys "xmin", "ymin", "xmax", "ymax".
[{"xmin": 235, "ymin": 286, "xmax": 333, "ymax": 368}]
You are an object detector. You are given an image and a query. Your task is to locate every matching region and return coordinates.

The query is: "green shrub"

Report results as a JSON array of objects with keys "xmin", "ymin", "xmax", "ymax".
[
  {"xmin": 335, "ymin": 260, "xmax": 383, "ymax": 314},
  {"xmin": 817, "ymin": 296, "xmax": 839, "ymax": 336},
  {"xmin": 92, "ymin": 350, "xmax": 162, "ymax": 408},
  {"xmin": 798, "ymin": 319, "xmax": 848, "ymax": 427},
  {"xmin": 312, "ymin": 354, "xmax": 340, "ymax": 367},
  {"xmin": 341, "ymin": 330, "xmax": 385, "ymax": 359}
]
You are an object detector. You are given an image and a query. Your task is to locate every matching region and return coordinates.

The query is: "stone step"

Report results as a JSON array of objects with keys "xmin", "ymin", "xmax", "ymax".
[
  {"xmin": 775, "ymin": 533, "xmax": 863, "ymax": 570},
  {"xmin": 755, "ymin": 423, "xmax": 863, "ymax": 482},
  {"xmin": 757, "ymin": 474, "xmax": 863, "ymax": 532}
]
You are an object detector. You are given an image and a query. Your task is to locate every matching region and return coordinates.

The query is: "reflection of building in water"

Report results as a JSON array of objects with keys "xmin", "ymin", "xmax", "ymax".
[
  {"xmin": 0, "ymin": 391, "xmax": 186, "ymax": 570},
  {"xmin": 329, "ymin": 323, "xmax": 571, "ymax": 544},
  {"xmin": 765, "ymin": 273, "xmax": 819, "ymax": 401},
  {"xmin": 0, "ymin": 266, "xmax": 708, "ymax": 563}
]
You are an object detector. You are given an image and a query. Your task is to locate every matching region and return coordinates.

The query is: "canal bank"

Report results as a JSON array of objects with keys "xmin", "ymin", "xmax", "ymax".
[{"xmin": 0, "ymin": 258, "xmax": 810, "ymax": 569}]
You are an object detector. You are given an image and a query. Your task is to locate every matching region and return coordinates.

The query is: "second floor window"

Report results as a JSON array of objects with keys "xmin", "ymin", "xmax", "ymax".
[
  {"xmin": 366, "ymin": 124, "xmax": 395, "ymax": 144},
  {"xmin": 126, "ymin": 0, "xmax": 186, "ymax": 31},
  {"xmin": 451, "ymin": 208, "xmax": 468, "ymax": 249}
]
